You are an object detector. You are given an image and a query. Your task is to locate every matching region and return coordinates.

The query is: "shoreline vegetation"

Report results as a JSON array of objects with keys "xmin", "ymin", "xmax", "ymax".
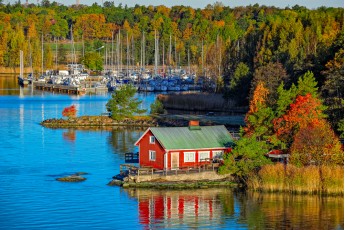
[{"xmin": 248, "ymin": 164, "xmax": 344, "ymax": 196}]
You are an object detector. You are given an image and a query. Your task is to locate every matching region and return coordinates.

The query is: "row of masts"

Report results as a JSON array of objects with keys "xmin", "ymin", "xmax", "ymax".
[
  {"xmin": 24, "ymin": 27, "xmax": 223, "ymax": 78},
  {"xmin": 103, "ymin": 30, "xmax": 209, "ymax": 76}
]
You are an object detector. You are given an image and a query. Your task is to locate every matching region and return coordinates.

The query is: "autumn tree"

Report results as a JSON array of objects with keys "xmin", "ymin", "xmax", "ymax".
[
  {"xmin": 219, "ymin": 82, "xmax": 273, "ymax": 179},
  {"xmin": 244, "ymin": 81, "xmax": 274, "ymax": 139},
  {"xmin": 289, "ymin": 121, "xmax": 343, "ymax": 166},
  {"xmin": 81, "ymin": 52, "xmax": 103, "ymax": 71},
  {"xmin": 250, "ymin": 62, "xmax": 289, "ymax": 107},
  {"xmin": 62, "ymin": 105, "xmax": 77, "ymax": 118},
  {"xmin": 321, "ymin": 49, "xmax": 344, "ymax": 135},
  {"xmin": 273, "ymin": 93, "xmax": 327, "ymax": 145}
]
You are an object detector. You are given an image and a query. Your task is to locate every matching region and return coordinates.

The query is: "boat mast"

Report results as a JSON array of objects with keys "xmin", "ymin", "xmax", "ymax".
[
  {"xmin": 174, "ymin": 36, "xmax": 177, "ymax": 70},
  {"xmin": 126, "ymin": 32, "xmax": 129, "ymax": 77},
  {"xmin": 41, "ymin": 33, "xmax": 43, "ymax": 76},
  {"xmin": 154, "ymin": 30, "xmax": 157, "ymax": 76},
  {"xmin": 71, "ymin": 25, "xmax": 73, "ymax": 68},
  {"xmin": 188, "ymin": 48, "xmax": 190, "ymax": 75},
  {"xmin": 143, "ymin": 32, "xmax": 145, "ymax": 72},
  {"xmin": 162, "ymin": 39, "xmax": 164, "ymax": 75},
  {"xmin": 131, "ymin": 35, "xmax": 134, "ymax": 73},
  {"xmin": 55, "ymin": 37, "xmax": 58, "ymax": 72},
  {"xmin": 119, "ymin": 30, "xmax": 122, "ymax": 74},
  {"xmin": 111, "ymin": 31, "xmax": 114, "ymax": 73},
  {"xmin": 201, "ymin": 39, "xmax": 204, "ymax": 77},
  {"xmin": 105, "ymin": 41, "xmax": 107, "ymax": 72},
  {"xmin": 20, "ymin": 50, "xmax": 23, "ymax": 78},
  {"xmin": 169, "ymin": 34, "xmax": 171, "ymax": 68},
  {"xmin": 28, "ymin": 38, "xmax": 33, "ymax": 75}
]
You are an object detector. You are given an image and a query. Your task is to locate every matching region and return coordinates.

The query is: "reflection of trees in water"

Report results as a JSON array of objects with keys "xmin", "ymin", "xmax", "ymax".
[
  {"xmin": 125, "ymin": 188, "xmax": 235, "ymax": 229},
  {"xmin": 108, "ymin": 127, "xmax": 145, "ymax": 156},
  {"xmin": 124, "ymin": 188, "xmax": 343, "ymax": 229},
  {"xmin": 0, "ymin": 75, "xmax": 21, "ymax": 95},
  {"xmin": 236, "ymin": 191, "xmax": 344, "ymax": 229},
  {"xmin": 63, "ymin": 129, "xmax": 76, "ymax": 142}
]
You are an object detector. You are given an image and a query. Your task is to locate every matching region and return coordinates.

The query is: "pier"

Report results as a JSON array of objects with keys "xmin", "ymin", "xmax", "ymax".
[{"xmin": 33, "ymin": 82, "xmax": 85, "ymax": 95}]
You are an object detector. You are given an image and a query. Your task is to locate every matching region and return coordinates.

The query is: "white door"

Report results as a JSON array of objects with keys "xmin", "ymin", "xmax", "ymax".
[{"xmin": 171, "ymin": 152, "xmax": 179, "ymax": 169}]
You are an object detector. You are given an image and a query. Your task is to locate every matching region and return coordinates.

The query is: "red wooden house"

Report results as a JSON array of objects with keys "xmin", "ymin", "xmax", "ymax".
[{"xmin": 134, "ymin": 121, "xmax": 234, "ymax": 170}]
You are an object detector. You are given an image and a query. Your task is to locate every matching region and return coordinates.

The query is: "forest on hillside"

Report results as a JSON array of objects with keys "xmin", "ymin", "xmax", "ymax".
[{"xmin": 0, "ymin": 1, "xmax": 343, "ymax": 134}]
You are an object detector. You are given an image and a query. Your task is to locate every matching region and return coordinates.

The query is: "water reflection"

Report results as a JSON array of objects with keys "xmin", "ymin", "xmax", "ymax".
[
  {"xmin": 63, "ymin": 129, "xmax": 76, "ymax": 142},
  {"xmin": 108, "ymin": 127, "xmax": 145, "ymax": 154},
  {"xmin": 237, "ymin": 191, "xmax": 344, "ymax": 229},
  {"xmin": 125, "ymin": 188, "xmax": 235, "ymax": 229},
  {"xmin": 123, "ymin": 188, "xmax": 344, "ymax": 229}
]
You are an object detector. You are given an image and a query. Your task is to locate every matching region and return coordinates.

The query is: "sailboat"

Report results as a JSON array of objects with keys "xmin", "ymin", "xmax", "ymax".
[{"xmin": 18, "ymin": 50, "xmax": 29, "ymax": 86}]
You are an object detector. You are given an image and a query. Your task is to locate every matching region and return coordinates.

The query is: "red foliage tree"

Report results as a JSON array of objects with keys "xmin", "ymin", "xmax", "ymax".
[
  {"xmin": 62, "ymin": 105, "xmax": 77, "ymax": 118},
  {"xmin": 273, "ymin": 93, "xmax": 326, "ymax": 142}
]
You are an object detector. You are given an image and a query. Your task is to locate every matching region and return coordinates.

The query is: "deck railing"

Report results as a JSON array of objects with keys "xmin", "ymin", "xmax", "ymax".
[{"xmin": 120, "ymin": 161, "xmax": 220, "ymax": 177}]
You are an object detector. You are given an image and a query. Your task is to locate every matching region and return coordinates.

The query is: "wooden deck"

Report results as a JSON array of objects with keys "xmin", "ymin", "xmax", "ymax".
[
  {"xmin": 120, "ymin": 161, "xmax": 220, "ymax": 177},
  {"xmin": 33, "ymin": 82, "xmax": 86, "ymax": 95}
]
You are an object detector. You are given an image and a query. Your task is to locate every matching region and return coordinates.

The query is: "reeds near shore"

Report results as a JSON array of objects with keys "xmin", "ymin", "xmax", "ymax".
[
  {"xmin": 248, "ymin": 164, "xmax": 344, "ymax": 195},
  {"xmin": 157, "ymin": 93, "xmax": 246, "ymax": 113}
]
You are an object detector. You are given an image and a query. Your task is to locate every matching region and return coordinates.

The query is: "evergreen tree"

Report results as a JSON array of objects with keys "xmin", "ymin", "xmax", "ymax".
[{"xmin": 106, "ymin": 85, "xmax": 146, "ymax": 121}]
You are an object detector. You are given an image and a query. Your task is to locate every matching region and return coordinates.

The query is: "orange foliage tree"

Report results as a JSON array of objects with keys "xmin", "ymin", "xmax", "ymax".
[
  {"xmin": 244, "ymin": 81, "xmax": 273, "ymax": 138},
  {"xmin": 289, "ymin": 121, "xmax": 343, "ymax": 166},
  {"xmin": 273, "ymin": 93, "xmax": 326, "ymax": 142},
  {"xmin": 62, "ymin": 105, "xmax": 77, "ymax": 118}
]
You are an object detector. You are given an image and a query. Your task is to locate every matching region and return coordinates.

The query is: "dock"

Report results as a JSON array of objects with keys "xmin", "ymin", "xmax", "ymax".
[{"xmin": 33, "ymin": 82, "xmax": 85, "ymax": 95}]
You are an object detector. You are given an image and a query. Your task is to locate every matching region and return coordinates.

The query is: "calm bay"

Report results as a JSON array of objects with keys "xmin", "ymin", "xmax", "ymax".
[{"xmin": 0, "ymin": 75, "xmax": 343, "ymax": 229}]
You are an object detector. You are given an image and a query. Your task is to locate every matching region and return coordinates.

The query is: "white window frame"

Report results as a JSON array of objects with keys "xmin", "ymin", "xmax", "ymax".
[
  {"xmin": 149, "ymin": 136, "xmax": 155, "ymax": 144},
  {"xmin": 213, "ymin": 150, "xmax": 224, "ymax": 159},
  {"xmin": 149, "ymin": 150, "xmax": 156, "ymax": 161},
  {"xmin": 184, "ymin": 152, "xmax": 195, "ymax": 162},
  {"xmin": 199, "ymin": 151, "xmax": 210, "ymax": 162}
]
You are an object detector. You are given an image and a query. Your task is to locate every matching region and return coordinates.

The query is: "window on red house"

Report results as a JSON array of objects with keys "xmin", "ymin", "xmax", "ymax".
[
  {"xmin": 150, "ymin": 136, "xmax": 155, "ymax": 144},
  {"xmin": 184, "ymin": 152, "xmax": 195, "ymax": 162},
  {"xmin": 199, "ymin": 151, "xmax": 210, "ymax": 162},
  {"xmin": 149, "ymin": 150, "xmax": 156, "ymax": 161}
]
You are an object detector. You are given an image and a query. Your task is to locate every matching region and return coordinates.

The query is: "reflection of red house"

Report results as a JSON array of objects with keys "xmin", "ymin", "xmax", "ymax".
[
  {"xmin": 137, "ymin": 190, "xmax": 222, "ymax": 228},
  {"xmin": 134, "ymin": 121, "xmax": 234, "ymax": 170}
]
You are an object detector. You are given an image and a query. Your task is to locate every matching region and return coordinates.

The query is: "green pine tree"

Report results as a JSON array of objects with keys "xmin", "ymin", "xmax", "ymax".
[{"xmin": 106, "ymin": 85, "xmax": 146, "ymax": 121}]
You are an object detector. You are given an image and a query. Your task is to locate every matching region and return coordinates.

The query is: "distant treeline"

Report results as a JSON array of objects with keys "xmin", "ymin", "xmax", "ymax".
[{"xmin": 0, "ymin": 2, "xmax": 343, "ymax": 126}]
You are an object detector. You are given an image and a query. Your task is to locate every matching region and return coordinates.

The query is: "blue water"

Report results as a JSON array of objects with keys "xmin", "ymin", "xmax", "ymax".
[{"xmin": 0, "ymin": 81, "xmax": 343, "ymax": 229}]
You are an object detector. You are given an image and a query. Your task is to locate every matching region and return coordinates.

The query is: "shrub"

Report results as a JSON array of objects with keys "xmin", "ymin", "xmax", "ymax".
[
  {"xmin": 150, "ymin": 98, "xmax": 164, "ymax": 115},
  {"xmin": 62, "ymin": 105, "xmax": 77, "ymax": 118}
]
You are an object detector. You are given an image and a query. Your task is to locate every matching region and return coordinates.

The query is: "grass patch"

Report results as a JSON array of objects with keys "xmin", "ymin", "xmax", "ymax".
[{"xmin": 247, "ymin": 164, "xmax": 343, "ymax": 196}]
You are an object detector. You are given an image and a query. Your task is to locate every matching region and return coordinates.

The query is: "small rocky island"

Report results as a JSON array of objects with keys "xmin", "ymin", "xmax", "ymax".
[
  {"xmin": 56, "ymin": 172, "xmax": 88, "ymax": 182},
  {"xmin": 41, "ymin": 116, "xmax": 158, "ymax": 128}
]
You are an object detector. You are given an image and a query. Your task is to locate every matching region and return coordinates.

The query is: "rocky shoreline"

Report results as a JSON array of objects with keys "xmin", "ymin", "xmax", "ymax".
[
  {"xmin": 40, "ymin": 115, "xmax": 224, "ymax": 129},
  {"xmin": 108, "ymin": 179, "xmax": 235, "ymax": 189},
  {"xmin": 41, "ymin": 116, "xmax": 159, "ymax": 128}
]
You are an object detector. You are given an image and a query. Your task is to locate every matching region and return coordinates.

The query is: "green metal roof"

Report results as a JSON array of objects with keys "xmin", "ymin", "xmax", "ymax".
[{"xmin": 150, "ymin": 125, "xmax": 234, "ymax": 150}]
